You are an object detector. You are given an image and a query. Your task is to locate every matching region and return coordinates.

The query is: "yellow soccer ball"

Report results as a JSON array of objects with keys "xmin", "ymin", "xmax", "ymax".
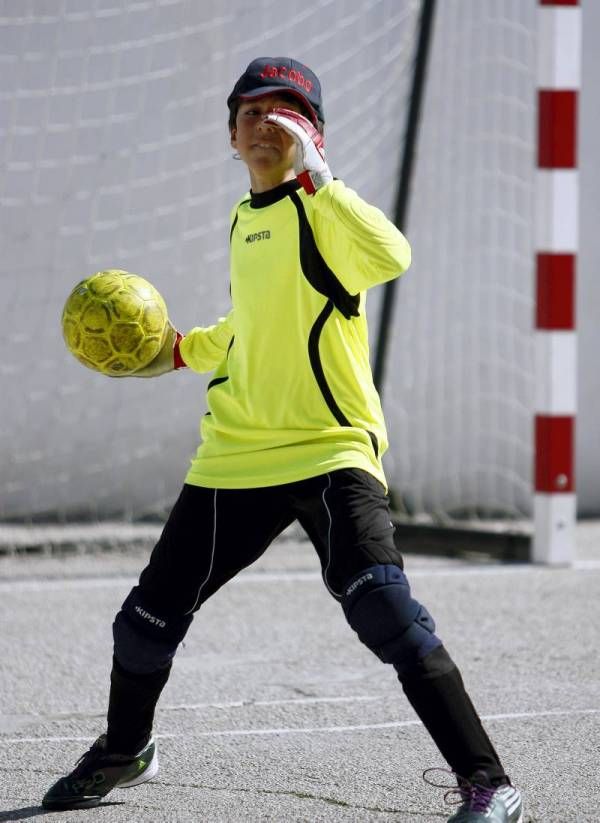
[{"xmin": 61, "ymin": 270, "xmax": 168, "ymax": 376}]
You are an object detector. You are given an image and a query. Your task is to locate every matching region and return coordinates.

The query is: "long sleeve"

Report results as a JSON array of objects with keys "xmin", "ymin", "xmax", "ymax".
[
  {"xmin": 179, "ymin": 310, "xmax": 234, "ymax": 373},
  {"xmin": 309, "ymin": 180, "xmax": 411, "ymax": 294}
]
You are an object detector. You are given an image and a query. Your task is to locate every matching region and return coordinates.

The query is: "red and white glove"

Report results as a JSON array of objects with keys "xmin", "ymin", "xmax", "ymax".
[
  {"xmin": 131, "ymin": 321, "xmax": 186, "ymax": 378},
  {"xmin": 264, "ymin": 108, "xmax": 333, "ymax": 195}
]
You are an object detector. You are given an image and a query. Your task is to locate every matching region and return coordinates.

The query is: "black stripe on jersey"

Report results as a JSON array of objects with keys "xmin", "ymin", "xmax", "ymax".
[
  {"xmin": 206, "ymin": 339, "xmax": 234, "ymax": 393},
  {"xmin": 309, "ymin": 301, "xmax": 380, "ymax": 458},
  {"xmin": 229, "ymin": 213, "xmax": 239, "ymax": 244},
  {"xmin": 229, "ymin": 199, "xmax": 250, "ymax": 243},
  {"xmin": 367, "ymin": 430, "xmax": 379, "ymax": 458},
  {"xmin": 288, "ymin": 190, "xmax": 360, "ymax": 321},
  {"xmin": 207, "ymin": 376, "xmax": 229, "ymax": 391},
  {"xmin": 308, "ymin": 300, "xmax": 353, "ymax": 427}
]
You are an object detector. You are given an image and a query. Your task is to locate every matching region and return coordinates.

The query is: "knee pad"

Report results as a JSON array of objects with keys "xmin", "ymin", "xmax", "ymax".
[
  {"xmin": 341, "ymin": 565, "xmax": 441, "ymax": 672},
  {"xmin": 113, "ymin": 586, "xmax": 193, "ymax": 675}
]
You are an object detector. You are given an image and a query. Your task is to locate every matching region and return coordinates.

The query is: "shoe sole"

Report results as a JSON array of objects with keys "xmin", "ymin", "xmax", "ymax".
[{"xmin": 118, "ymin": 749, "xmax": 159, "ymax": 788}]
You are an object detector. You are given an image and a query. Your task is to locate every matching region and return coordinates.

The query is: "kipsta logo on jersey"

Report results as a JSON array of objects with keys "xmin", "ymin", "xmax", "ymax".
[{"xmin": 245, "ymin": 230, "xmax": 271, "ymax": 244}]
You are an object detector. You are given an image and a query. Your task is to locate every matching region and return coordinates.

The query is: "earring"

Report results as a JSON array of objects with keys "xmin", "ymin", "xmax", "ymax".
[{"xmin": 232, "ymin": 151, "xmax": 241, "ymax": 160}]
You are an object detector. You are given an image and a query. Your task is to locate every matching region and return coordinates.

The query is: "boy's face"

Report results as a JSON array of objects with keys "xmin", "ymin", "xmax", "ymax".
[{"xmin": 230, "ymin": 94, "xmax": 304, "ymax": 192}]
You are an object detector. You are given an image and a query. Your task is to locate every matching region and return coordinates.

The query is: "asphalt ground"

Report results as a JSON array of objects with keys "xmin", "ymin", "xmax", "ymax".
[{"xmin": 0, "ymin": 525, "xmax": 599, "ymax": 822}]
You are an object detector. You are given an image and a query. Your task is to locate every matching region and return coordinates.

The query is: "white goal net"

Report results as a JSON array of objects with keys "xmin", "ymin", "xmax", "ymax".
[
  {"xmin": 382, "ymin": 0, "xmax": 537, "ymax": 526},
  {"xmin": 0, "ymin": 0, "xmax": 537, "ymax": 530}
]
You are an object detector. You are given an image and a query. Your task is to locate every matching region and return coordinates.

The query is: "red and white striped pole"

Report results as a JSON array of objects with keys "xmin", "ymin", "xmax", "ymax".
[{"xmin": 533, "ymin": 0, "xmax": 581, "ymax": 564}]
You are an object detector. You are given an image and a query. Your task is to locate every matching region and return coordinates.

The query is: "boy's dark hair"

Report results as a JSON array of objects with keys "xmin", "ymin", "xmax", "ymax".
[{"xmin": 228, "ymin": 92, "xmax": 324, "ymax": 135}]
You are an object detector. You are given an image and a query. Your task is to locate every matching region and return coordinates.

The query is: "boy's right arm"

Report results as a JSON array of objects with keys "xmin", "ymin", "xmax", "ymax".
[
  {"xmin": 264, "ymin": 108, "xmax": 410, "ymax": 293},
  {"xmin": 311, "ymin": 181, "xmax": 411, "ymax": 294}
]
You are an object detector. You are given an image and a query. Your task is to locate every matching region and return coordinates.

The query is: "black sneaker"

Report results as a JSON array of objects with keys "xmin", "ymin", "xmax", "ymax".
[{"xmin": 42, "ymin": 734, "xmax": 158, "ymax": 810}]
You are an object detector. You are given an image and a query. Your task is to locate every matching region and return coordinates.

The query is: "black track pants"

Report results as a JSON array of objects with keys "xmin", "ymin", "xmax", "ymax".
[
  {"xmin": 107, "ymin": 469, "xmax": 505, "ymax": 780},
  {"xmin": 136, "ymin": 469, "xmax": 401, "ymax": 614}
]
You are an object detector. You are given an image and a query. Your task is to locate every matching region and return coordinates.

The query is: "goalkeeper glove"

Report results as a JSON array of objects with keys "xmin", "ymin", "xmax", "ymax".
[
  {"xmin": 264, "ymin": 108, "xmax": 332, "ymax": 195},
  {"xmin": 132, "ymin": 321, "xmax": 186, "ymax": 378}
]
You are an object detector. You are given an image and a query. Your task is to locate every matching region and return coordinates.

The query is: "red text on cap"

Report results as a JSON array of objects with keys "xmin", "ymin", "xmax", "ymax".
[{"xmin": 259, "ymin": 64, "xmax": 313, "ymax": 93}]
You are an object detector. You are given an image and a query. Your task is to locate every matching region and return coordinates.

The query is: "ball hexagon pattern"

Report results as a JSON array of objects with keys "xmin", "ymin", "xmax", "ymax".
[{"xmin": 61, "ymin": 270, "xmax": 168, "ymax": 375}]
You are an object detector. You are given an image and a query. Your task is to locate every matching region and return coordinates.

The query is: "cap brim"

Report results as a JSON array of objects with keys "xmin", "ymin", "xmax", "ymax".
[{"xmin": 236, "ymin": 87, "xmax": 320, "ymax": 126}]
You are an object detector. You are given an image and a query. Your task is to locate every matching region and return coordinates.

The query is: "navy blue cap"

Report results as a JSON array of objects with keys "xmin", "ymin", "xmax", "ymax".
[{"xmin": 227, "ymin": 57, "xmax": 324, "ymax": 125}]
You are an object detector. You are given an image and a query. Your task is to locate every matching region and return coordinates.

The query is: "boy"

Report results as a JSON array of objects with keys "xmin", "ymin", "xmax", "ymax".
[{"xmin": 42, "ymin": 57, "xmax": 522, "ymax": 822}]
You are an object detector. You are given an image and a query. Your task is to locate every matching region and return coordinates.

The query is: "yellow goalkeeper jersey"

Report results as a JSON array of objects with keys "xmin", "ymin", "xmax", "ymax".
[{"xmin": 179, "ymin": 179, "xmax": 411, "ymax": 490}]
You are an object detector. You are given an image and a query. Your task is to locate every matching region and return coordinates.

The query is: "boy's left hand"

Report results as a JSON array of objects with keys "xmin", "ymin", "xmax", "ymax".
[{"xmin": 265, "ymin": 108, "xmax": 333, "ymax": 195}]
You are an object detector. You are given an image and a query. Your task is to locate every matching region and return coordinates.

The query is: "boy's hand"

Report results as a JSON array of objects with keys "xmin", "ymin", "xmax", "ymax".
[
  {"xmin": 125, "ymin": 322, "xmax": 186, "ymax": 378},
  {"xmin": 264, "ymin": 108, "xmax": 333, "ymax": 195}
]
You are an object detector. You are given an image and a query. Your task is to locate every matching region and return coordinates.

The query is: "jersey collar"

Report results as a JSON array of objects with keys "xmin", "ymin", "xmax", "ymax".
[{"xmin": 250, "ymin": 179, "xmax": 301, "ymax": 209}]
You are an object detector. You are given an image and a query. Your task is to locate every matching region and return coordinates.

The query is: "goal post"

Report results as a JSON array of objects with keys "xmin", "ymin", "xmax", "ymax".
[{"xmin": 532, "ymin": 0, "xmax": 580, "ymax": 564}]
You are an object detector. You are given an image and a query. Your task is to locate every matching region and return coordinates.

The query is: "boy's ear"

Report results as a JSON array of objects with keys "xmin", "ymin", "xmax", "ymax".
[{"xmin": 230, "ymin": 128, "xmax": 237, "ymax": 148}]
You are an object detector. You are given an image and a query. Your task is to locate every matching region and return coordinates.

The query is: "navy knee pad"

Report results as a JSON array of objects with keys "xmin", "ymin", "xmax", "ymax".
[
  {"xmin": 341, "ymin": 565, "xmax": 441, "ymax": 673},
  {"xmin": 113, "ymin": 586, "xmax": 193, "ymax": 675}
]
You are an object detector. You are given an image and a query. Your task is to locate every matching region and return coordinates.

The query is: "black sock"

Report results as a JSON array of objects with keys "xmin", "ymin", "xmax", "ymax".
[
  {"xmin": 106, "ymin": 656, "xmax": 171, "ymax": 755},
  {"xmin": 398, "ymin": 645, "xmax": 506, "ymax": 782}
]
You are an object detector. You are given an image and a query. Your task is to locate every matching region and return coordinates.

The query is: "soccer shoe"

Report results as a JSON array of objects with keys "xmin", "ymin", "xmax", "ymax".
[
  {"xmin": 425, "ymin": 769, "xmax": 523, "ymax": 823},
  {"xmin": 42, "ymin": 734, "xmax": 158, "ymax": 810}
]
